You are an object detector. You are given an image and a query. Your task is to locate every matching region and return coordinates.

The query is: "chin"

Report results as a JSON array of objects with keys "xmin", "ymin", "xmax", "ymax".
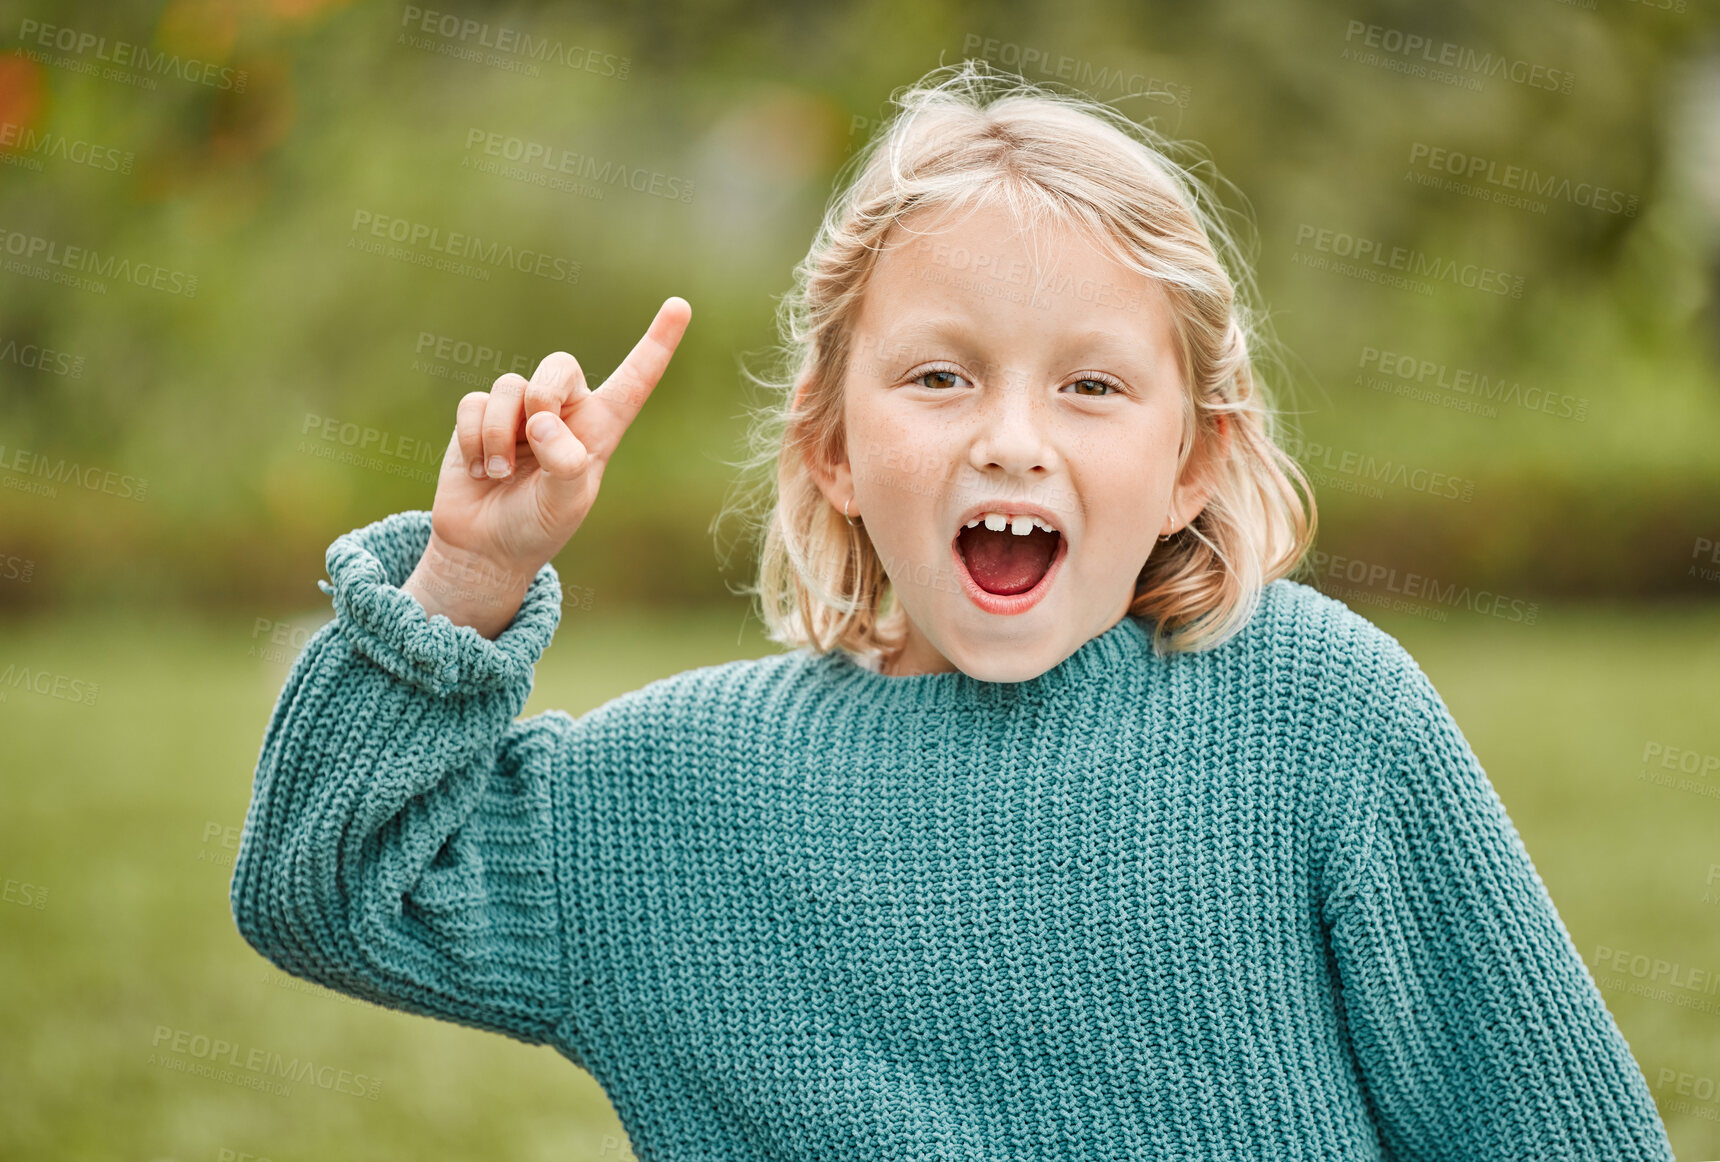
[
  {"xmin": 943, "ymin": 640, "xmax": 1060, "ymax": 685},
  {"xmin": 968, "ymin": 661, "xmax": 1052, "ymax": 684}
]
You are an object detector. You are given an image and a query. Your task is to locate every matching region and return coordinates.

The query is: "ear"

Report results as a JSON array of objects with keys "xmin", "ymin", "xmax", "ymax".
[
  {"xmin": 1161, "ymin": 410, "xmax": 1232, "ymax": 537},
  {"xmin": 794, "ymin": 377, "xmax": 855, "ymax": 517}
]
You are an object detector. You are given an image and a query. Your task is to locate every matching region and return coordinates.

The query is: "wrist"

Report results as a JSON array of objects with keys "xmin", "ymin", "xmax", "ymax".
[{"xmin": 402, "ymin": 535, "xmax": 539, "ymax": 640}]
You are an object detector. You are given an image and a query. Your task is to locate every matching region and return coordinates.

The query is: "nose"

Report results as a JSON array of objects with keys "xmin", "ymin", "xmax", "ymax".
[{"xmin": 966, "ymin": 375, "xmax": 1054, "ymax": 481}]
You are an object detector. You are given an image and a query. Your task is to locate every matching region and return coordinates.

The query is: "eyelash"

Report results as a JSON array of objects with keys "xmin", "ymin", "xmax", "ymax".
[{"xmin": 909, "ymin": 363, "xmax": 1126, "ymax": 396}]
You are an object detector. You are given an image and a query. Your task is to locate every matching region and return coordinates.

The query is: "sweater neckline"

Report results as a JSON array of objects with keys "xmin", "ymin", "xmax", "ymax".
[{"xmin": 822, "ymin": 614, "xmax": 1155, "ymax": 704}]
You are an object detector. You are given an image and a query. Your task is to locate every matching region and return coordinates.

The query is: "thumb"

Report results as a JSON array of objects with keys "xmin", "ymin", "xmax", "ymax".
[{"xmin": 524, "ymin": 409, "xmax": 593, "ymax": 504}]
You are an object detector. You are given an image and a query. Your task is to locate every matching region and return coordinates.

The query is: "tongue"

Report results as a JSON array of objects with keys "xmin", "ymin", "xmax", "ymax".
[{"xmin": 957, "ymin": 525, "xmax": 1058, "ymax": 595}]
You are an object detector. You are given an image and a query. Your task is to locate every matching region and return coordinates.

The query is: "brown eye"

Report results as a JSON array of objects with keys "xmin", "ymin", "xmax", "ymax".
[
  {"xmin": 914, "ymin": 368, "xmax": 967, "ymax": 390},
  {"xmin": 1065, "ymin": 377, "xmax": 1119, "ymax": 396}
]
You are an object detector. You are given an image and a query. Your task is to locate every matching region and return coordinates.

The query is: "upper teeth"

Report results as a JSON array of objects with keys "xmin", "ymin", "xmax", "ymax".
[{"xmin": 965, "ymin": 512, "xmax": 1058, "ymax": 535}]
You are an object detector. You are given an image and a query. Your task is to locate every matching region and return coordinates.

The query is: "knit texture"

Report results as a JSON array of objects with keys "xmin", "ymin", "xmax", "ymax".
[{"xmin": 231, "ymin": 509, "xmax": 1675, "ymax": 1161}]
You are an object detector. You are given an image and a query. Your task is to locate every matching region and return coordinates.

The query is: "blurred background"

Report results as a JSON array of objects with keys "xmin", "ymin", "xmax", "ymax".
[{"xmin": 2, "ymin": 0, "xmax": 1718, "ymax": 1157}]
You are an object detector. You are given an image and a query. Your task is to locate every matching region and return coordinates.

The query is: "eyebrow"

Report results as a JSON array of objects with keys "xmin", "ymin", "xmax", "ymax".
[
  {"xmin": 865, "ymin": 319, "xmax": 1153, "ymax": 373},
  {"xmin": 866, "ymin": 319, "xmax": 976, "ymax": 356}
]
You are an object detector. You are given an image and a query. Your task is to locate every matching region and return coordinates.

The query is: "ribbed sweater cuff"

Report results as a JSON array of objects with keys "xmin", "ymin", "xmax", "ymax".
[{"xmin": 316, "ymin": 509, "xmax": 562, "ymax": 697}]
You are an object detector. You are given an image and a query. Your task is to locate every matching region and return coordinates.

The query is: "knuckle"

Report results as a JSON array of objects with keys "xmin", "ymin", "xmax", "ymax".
[
  {"xmin": 524, "ymin": 379, "xmax": 562, "ymax": 407},
  {"xmin": 534, "ymin": 351, "xmax": 580, "ymax": 381},
  {"xmin": 491, "ymin": 373, "xmax": 527, "ymax": 395}
]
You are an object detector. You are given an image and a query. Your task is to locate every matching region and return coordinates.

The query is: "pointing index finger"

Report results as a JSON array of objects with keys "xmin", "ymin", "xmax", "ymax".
[{"xmin": 585, "ymin": 296, "xmax": 691, "ymax": 457}]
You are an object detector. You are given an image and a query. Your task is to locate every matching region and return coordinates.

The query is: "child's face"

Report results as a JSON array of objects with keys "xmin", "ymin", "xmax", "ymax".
[{"xmin": 813, "ymin": 199, "xmax": 1224, "ymax": 681}]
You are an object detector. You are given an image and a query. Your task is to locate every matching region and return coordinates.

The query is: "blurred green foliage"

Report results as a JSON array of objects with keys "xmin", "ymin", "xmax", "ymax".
[{"xmin": 0, "ymin": 0, "xmax": 1716, "ymax": 618}]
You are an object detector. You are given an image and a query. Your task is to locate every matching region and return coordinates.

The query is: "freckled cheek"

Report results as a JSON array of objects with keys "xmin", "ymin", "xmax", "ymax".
[
  {"xmin": 850, "ymin": 418, "xmax": 957, "ymax": 510},
  {"xmin": 1073, "ymin": 452, "xmax": 1176, "ymax": 560}
]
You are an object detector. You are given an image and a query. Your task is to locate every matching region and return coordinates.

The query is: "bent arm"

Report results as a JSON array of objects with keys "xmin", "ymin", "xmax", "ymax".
[{"xmin": 230, "ymin": 509, "xmax": 572, "ymax": 1047}]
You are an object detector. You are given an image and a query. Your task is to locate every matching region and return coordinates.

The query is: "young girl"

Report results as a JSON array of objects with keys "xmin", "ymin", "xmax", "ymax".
[{"xmin": 231, "ymin": 62, "xmax": 1676, "ymax": 1159}]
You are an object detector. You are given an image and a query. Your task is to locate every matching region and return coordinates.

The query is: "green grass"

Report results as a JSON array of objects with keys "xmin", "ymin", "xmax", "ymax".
[{"xmin": 1, "ymin": 600, "xmax": 1717, "ymax": 1160}]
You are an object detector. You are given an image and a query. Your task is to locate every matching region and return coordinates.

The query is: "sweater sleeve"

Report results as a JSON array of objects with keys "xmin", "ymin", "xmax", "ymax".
[
  {"xmin": 229, "ymin": 509, "xmax": 571, "ymax": 1049},
  {"xmin": 1324, "ymin": 663, "xmax": 1675, "ymax": 1162}
]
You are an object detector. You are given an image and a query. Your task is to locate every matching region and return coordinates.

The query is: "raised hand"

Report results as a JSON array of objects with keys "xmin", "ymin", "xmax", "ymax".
[{"xmin": 402, "ymin": 296, "xmax": 691, "ymax": 637}]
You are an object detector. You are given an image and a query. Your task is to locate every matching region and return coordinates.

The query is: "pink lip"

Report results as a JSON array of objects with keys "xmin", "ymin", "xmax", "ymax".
[{"xmin": 949, "ymin": 528, "xmax": 1068, "ymax": 615}]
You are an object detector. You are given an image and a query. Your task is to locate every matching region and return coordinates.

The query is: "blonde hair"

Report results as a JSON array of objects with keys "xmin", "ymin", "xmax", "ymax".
[{"xmin": 718, "ymin": 58, "xmax": 1317, "ymax": 663}]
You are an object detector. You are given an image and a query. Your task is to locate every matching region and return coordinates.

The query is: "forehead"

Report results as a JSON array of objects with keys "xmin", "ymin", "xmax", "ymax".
[
  {"xmin": 854, "ymin": 198, "xmax": 1173, "ymax": 366},
  {"xmin": 878, "ymin": 196, "xmax": 1112, "ymax": 272}
]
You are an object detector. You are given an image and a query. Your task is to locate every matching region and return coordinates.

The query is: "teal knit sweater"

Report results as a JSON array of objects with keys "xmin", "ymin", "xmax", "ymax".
[{"xmin": 230, "ymin": 509, "xmax": 1675, "ymax": 1160}]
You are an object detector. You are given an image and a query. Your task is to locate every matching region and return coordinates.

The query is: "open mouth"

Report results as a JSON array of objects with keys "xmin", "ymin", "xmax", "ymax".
[{"xmin": 954, "ymin": 521, "xmax": 1062, "ymax": 596}]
